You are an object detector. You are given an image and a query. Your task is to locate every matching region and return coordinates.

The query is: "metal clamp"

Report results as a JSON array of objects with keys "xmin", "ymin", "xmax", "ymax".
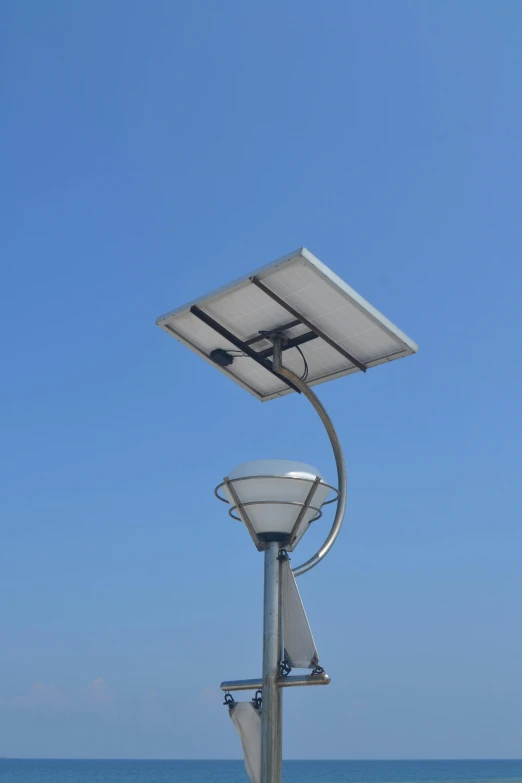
[
  {"xmin": 252, "ymin": 689, "xmax": 263, "ymax": 710},
  {"xmin": 223, "ymin": 692, "xmax": 235, "ymax": 710},
  {"xmin": 280, "ymin": 659, "xmax": 292, "ymax": 677}
]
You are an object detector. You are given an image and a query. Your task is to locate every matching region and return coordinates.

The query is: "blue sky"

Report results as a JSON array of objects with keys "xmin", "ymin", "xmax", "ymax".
[{"xmin": 1, "ymin": 0, "xmax": 521, "ymax": 761}]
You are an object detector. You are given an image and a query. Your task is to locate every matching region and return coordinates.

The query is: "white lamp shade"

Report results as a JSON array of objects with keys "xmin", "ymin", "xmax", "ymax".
[{"xmin": 223, "ymin": 459, "xmax": 331, "ymax": 549}]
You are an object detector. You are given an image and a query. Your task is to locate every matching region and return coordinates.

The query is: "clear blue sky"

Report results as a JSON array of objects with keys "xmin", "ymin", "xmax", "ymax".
[{"xmin": 1, "ymin": 0, "xmax": 521, "ymax": 761}]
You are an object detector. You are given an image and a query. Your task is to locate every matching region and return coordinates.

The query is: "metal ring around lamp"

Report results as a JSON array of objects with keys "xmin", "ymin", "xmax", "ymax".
[
  {"xmin": 227, "ymin": 499, "xmax": 324, "ymax": 524},
  {"xmin": 214, "ymin": 475, "xmax": 339, "ymax": 506}
]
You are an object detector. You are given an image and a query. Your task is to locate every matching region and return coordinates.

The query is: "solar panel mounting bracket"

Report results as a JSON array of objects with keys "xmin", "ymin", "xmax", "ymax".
[
  {"xmin": 189, "ymin": 305, "xmax": 302, "ymax": 394},
  {"xmin": 250, "ymin": 276, "xmax": 367, "ymax": 373}
]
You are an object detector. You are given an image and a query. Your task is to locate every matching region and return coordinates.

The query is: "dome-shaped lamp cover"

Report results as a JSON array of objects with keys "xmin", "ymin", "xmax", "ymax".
[{"xmin": 223, "ymin": 459, "xmax": 331, "ymax": 550}]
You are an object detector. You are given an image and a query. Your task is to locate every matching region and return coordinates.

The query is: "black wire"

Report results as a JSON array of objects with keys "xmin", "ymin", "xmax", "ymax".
[
  {"xmin": 295, "ymin": 345, "xmax": 308, "ymax": 381},
  {"xmin": 227, "ymin": 335, "xmax": 308, "ymax": 373}
]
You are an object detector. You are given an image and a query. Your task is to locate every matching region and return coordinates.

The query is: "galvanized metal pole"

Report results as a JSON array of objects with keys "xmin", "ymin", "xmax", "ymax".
[
  {"xmin": 277, "ymin": 550, "xmax": 283, "ymax": 770},
  {"xmin": 276, "ymin": 365, "xmax": 347, "ymax": 578},
  {"xmin": 272, "ymin": 340, "xmax": 347, "ymax": 579},
  {"xmin": 261, "ymin": 541, "xmax": 282, "ymax": 783}
]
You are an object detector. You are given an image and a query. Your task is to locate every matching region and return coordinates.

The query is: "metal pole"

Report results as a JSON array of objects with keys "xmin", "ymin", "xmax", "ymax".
[
  {"xmin": 275, "ymin": 365, "xmax": 348, "ymax": 578},
  {"xmin": 277, "ymin": 550, "xmax": 283, "ymax": 771},
  {"xmin": 261, "ymin": 541, "xmax": 282, "ymax": 783}
]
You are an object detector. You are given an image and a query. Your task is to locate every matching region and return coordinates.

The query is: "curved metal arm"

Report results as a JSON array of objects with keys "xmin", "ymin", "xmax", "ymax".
[{"xmin": 276, "ymin": 364, "xmax": 347, "ymax": 577}]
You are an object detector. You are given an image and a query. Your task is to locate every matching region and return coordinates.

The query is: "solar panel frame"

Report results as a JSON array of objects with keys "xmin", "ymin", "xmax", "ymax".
[{"xmin": 156, "ymin": 247, "xmax": 418, "ymax": 402}]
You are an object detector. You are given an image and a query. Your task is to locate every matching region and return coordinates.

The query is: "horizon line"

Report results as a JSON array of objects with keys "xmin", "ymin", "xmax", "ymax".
[{"xmin": 3, "ymin": 758, "xmax": 522, "ymax": 762}]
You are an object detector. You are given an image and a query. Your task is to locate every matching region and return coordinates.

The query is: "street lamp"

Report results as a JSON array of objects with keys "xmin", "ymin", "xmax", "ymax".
[
  {"xmin": 215, "ymin": 457, "xmax": 337, "ymax": 782},
  {"xmin": 156, "ymin": 247, "xmax": 418, "ymax": 783}
]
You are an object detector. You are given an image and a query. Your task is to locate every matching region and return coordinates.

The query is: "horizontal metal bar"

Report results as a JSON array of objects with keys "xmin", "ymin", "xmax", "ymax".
[
  {"xmin": 189, "ymin": 305, "xmax": 301, "ymax": 394},
  {"xmin": 220, "ymin": 673, "xmax": 331, "ymax": 692},
  {"xmin": 221, "ymin": 678, "xmax": 263, "ymax": 692},
  {"xmin": 243, "ymin": 319, "xmax": 302, "ymax": 346},
  {"xmin": 256, "ymin": 331, "xmax": 318, "ymax": 360},
  {"xmin": 279, "ymin": 673, "xmax": 331, "ymax": 688},
  {"xmin": 250, "ymin": 276, "xmax": 367, "ymax": 373}
]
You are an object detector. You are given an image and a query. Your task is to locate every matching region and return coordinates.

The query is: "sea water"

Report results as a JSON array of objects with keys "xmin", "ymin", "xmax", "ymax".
[{"xmin": 1, "ymin": 759, "xmax": 521, "ymax": 783}]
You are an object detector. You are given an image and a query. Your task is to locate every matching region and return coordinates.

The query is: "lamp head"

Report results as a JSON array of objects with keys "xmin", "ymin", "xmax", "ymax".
[{"xmin": 215, "ymin": 459, "xmax": 336, "ymax": 551}]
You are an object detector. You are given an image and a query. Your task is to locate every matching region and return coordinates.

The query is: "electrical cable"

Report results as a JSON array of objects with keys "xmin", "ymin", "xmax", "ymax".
[{"xmin": 295, "ymin": 345, "xmax": 309, "ymax": 381}]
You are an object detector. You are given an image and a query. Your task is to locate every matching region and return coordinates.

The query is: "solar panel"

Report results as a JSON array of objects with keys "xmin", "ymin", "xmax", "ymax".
[{"xmin": 156, "ymin": 247, "xmax": 418, "ymax": 402}]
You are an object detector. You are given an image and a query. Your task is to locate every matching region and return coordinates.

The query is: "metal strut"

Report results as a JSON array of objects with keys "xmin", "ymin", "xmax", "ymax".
[{"xmin": 272, "ymin": 338, "xmax": 348, "ymax": 577}]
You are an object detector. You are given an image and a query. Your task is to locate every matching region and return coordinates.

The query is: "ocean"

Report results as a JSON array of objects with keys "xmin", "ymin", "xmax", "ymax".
[{"xmin": 1, "ymin": 760, "xmax": 521, "ymax": 783}]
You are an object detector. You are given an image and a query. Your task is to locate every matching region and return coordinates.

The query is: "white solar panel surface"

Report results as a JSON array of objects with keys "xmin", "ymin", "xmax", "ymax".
[{"xmin": 156, "ymin": 248, "xmax": 418, "ymax": 401}]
